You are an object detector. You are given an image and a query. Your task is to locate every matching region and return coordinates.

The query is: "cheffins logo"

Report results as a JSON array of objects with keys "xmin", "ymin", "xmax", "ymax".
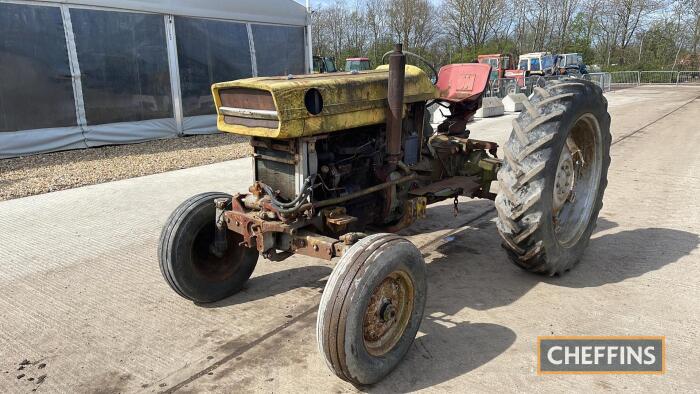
[{"xmin": 538, "ymin": 336, "xmax": 665, "ymax": 374}]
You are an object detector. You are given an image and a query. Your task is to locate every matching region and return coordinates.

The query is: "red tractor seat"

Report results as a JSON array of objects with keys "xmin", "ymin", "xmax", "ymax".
[{"xmin": 435, "ymin": 63, "xmax": 491, "ymax": 103}]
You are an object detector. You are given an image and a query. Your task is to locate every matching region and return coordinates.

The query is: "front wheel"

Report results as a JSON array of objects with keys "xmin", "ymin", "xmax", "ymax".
[
  {"xmin": 495, "ymin": 79, "xmax": 611, "ymax": 275},
  {"xmin": 506, "ymin": 80, "xmax": 518, "ymax": 95},
  {"xmin": 317, "ymin": 234, "xmax": 427, "ymax": 385},
  {"xmin": 158, "ymin": 192, "xmax": 259, "ymax": 303}
]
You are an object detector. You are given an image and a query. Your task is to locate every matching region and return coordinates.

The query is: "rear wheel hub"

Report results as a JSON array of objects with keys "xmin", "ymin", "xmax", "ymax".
[{"xmin": 553, "ymin": 141, "xmax": 576, "ymax": 213}]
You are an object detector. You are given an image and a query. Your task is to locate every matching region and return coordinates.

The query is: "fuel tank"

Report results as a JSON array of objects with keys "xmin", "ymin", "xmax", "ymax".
[{"xmin": 211, "ymin": 65, "xmax": 439, "ymax": 139}]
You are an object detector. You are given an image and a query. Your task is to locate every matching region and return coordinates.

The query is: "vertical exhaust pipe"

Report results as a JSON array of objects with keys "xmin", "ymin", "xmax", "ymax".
[{"xmin": 386, "ymin": 43, "xmax": 405, "ymax": 171}]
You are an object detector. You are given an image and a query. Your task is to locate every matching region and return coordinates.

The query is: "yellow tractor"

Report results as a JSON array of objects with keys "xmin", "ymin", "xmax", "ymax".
[{"xmin": 158, "ymin": 44, "xmax": 611, "ymax": 385}]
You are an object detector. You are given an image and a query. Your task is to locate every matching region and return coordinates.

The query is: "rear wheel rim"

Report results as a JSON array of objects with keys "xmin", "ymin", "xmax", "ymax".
[
  {"xmin": 362, "ymin": 270, "xmax": 415, "ymax": 357},
  {"xmin": 553, "ymin": 113, "xmax": 603, "ymax": 247}
]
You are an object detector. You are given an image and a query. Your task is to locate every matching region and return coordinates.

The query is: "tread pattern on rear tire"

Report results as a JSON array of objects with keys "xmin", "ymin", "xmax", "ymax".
[{"xmin": 495, "ymin": 79, "xmax": 611, "ymax": 275}]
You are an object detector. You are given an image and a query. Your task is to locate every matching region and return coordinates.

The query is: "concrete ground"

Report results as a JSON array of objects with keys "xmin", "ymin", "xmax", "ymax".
[{"xmin": 0, "ymin": 85, "xmax": 698, "ymax": 393}]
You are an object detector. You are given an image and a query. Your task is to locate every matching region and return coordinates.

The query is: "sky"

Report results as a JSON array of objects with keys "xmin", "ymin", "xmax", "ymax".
[
  {"xmin": 295, "ymin": 0, "xmax": 443, "ymax": 8},
  {"xmin": 298, "ymin": 0, "xmax": 376, "ymax": 9}
]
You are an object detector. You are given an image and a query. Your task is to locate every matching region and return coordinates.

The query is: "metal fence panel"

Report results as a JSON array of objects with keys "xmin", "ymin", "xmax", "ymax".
[
  {"xmin": 677, "ymin": 71, "xmax": 700, "ymax": 85},
  {"xmin": 584, "ymin": 72, "xmax": 611, "ymax": 91},
  {"xmin": 485, "ymin": 70, "xmax": 700, "ymax": 95},
  {"xmin": 640, "ymin": 71, "xmax": 679, "ymax": 84},
  {"xmin": 609, "ymin": 71, "xmax": 640, "ymax": 88},
  {"xmin": 484, "ymin": 74, "xmax": 611, "ymax": 99}
]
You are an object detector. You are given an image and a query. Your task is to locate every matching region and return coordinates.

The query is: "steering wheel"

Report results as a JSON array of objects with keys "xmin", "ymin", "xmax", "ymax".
[{"xmin": 382, "ymin": 50, "xmax": 439, "ymax": 86}]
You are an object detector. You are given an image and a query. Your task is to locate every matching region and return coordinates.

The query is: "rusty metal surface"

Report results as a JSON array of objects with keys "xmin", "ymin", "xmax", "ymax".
[
  {"xmin": 290, "ymin": 231, "xmax": 339, "ymax": 260},
  {"xmin": 224, "ymin": 195, "xmax": 290, "ymax": 251},
  {"xmin": 220, "ymin": 88, "xmax": 279, "ymax": 129},
  {"xmin": 253, "ymin": 145, "xmax": 297, "ymax": 201},
  {"xmin": 380, "ymin": 197, "xmax": 427, "ymax": 233},
  {"xmin": 252, "ymin": 153, "xmax": 297, "ymax": 165},
  {"xmin": 322, "ymin": 207, "xmax": 357, "ymax": 233},
  {"xmin": 219, "ymin": 88, "xmax": 276, "ymax": 110},
  {"xmin": 250, "ymin": 138, "xmax": 297, "ymax": 154},
  {"xmin": 338, "ymin": 232, "xmax": 368, "ymax": 245},
  {"xmin": 223, "ymin": 194, "xmax": 350, "ymax": 261},
  {"xmin": 224, "ymin": 115, "xmax": 279, "ymax": 129},
  {"xmin": 362, "ymin": 270, "xmax": 415, "ymax": 357},
  {"xmin": 468, "ymin": 139, "xmax": 500, "ymax": 157}
]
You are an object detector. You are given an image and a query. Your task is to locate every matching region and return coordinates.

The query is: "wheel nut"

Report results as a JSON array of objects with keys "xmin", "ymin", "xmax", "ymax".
[{"xmin": 379, "ymin": 301, "xmax": 396, "ymax": 322}]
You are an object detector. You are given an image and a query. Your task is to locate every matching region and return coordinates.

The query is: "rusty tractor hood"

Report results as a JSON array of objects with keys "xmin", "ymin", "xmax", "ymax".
[{"xmin": 211, "ymin": 65, "xmax": 439, "ymax": 139}]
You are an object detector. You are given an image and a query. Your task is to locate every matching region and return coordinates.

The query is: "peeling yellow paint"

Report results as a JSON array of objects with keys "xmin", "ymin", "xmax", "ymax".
[{"xmin": 211, "ymin": 65, "xmax": 439, "ymax": 139}]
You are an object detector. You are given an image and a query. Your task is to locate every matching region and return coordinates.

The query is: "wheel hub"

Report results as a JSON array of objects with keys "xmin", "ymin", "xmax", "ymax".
[
  {"xmin": 553, "ymin": 143, "xmax": 576, "ymax": 213},
  {"xmin": 552, "ymin": 114, "xmax": 603, "ymax": 247},
  {"xmin": 379, "ymin": 300, "xmax": 397, "ymax": 322},
  {"xmin": 363, "ymin": 270, "xmax": 414, "ymax": 356},
  {"xmin": 191, "ymin": 221, "xmax": 246, "ymax": 282}
]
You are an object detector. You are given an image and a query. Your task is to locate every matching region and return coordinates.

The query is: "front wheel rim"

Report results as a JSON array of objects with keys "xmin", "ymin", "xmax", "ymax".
[
  {"xmin": 362, "ymin": 270, "xmax": 415, "ymax": 357},
  {"xmin": 190, "ymin": 219, "xmax": 247, "ymax": 282}
]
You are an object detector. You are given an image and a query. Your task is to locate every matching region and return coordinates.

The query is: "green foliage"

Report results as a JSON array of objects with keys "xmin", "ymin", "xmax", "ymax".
[{"xmin": 312, "ymin": 0, "xmax": 699, "ymax": 73}]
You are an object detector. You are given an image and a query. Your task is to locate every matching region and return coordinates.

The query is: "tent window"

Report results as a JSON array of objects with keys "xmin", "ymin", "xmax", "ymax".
[
  {"xmin": 0, "ymin": 3, "xmax": 76, "ymax": 132},
  {"xmin": 175, "ymin": 17, "xmax": 252, "ymax": 117},
  {"xmin": 71, "ymin": 9, "xmax": 172, "ymax": 125},
  {"xmin": 252, "ymin": 25, "xmax": 305, "ymax": 76}
]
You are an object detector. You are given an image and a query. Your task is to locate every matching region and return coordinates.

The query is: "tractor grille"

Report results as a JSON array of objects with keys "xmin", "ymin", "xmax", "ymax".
[
  {"xmin": 254, "ymin": 146, "xmax": 296, "ymax": 201},
  {"xmin": 219, "ymin": 88, "xmax": 279, "ymax": 129}
]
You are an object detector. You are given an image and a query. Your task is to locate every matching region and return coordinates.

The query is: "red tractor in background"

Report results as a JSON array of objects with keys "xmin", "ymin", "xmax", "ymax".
[
  {"xmin": 345, "ymin": 57, "xmax": 372, "ymax": 72},
  {"xmin": 477, "ymin": 54, "xmax": 525, "ymax": 95}
]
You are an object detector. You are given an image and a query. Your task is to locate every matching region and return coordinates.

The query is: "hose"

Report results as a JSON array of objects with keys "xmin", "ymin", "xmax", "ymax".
[
  {"xmin": 259, "ymin": 175, "xmax": 316, "ymax": 214},
  {"xmin": 382, "ymin": 49, "xmax": 439, "ymax": 86}
]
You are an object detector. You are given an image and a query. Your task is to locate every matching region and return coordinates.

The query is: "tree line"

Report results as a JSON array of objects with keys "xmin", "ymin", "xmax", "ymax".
[{"xmin": 311, "ymin": 0, "xmax": 700, "ymax": 72}]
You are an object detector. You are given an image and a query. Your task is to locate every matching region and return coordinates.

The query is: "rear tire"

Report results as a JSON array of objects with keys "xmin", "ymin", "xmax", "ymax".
[
  {"xmin": 495, "ymin": 79, "xmax": 611, "ymax": 275},
  {"xmin": 159, "ymin": 192, "xmax": 259, "ymax": 303},
  {"xmin": 317, "ymin": 234, "xmax": 427, "ymax": 385}
]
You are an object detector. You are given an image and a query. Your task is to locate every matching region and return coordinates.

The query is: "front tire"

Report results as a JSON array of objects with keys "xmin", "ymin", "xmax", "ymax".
[
  {"xmin": 506, "ymin": 80, "xmax": 518, "ymax": 95},
  {"xmin": 495, "ymin": 79, "xmax": 611, "ymax": 275},
  {"xmin": 158, "ymin": 192, "xmax": 259, "ymax": 303},
  {"xmin": 317, "ymin": 234, "xmax": 427, "ymax": 385}
]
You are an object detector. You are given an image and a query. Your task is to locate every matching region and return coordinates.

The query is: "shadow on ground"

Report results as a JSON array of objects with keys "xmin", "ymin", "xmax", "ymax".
[
  {"xmin": 368, "ymin": 203, "xmax": 697, "ymax": 391},
  {"xmin": 372, "ymin": 318, "xmax": 516, "ymax": 393},
  {"xmin": 192, "ymin": 201, "xmax": 697, "ymax": 392},
  {"xmin": 198, "ymin": 265, "xmax": 331, "ymax": 308},
  {"xmin": 415, "ymin": 204, "xmax": 698, "ymax": 312}
]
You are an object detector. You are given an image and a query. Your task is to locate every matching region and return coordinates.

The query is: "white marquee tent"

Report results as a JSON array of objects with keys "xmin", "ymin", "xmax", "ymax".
[{"xmin": 0, "ymin": 0, "xmax": 310, "ymax": 158}]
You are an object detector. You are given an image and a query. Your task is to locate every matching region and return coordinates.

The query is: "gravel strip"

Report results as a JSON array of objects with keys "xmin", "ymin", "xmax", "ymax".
[{"xmin": 0, "ymin": 133, "xmax": 252, "ymax": 201}]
